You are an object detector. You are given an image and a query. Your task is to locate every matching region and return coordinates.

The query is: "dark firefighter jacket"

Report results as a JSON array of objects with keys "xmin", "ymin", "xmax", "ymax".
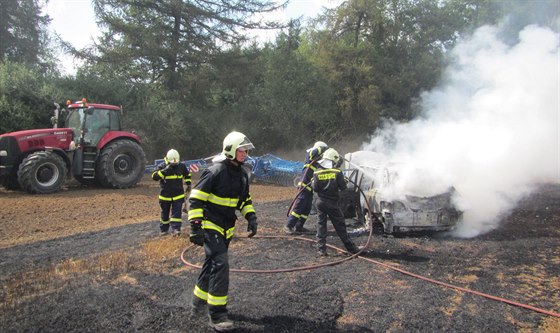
[
  {"xmin": 312, "ymin": 167, "xmax": 347, "ymax": 202},
  {"xmin": 298, "ymin": 146, "xmax": 327, "ymax": 192},
  {"xmin": 188, "ymin": 160, "xmax": 256, "ymax": 239},
  {"xmin": 151, "ymin": 163, "xmax": 192, "ymax": 201}
]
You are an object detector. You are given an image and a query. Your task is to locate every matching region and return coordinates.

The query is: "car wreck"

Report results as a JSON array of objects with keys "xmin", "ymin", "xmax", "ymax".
[{"xmin": 340, "ymin": 151, "xmax": 462, "ymax": 235}]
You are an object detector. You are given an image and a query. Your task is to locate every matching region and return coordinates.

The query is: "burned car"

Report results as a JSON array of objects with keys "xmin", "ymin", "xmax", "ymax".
[{"xmin": 340, "ymin": 151, "xmax": 462, "ymax": 235}]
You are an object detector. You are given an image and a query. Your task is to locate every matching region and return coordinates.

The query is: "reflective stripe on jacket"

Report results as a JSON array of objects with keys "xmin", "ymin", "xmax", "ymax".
[
  {"xmin": 188, "ymin": 160, "xmax": 256, "ymax": 231},
  {"xmin": 312, "ymin": 168, "xmax": 347, "ymax": 202},
  {"xmin": 298, "ymin": 146, "xmax": 325, "ymax": 190},
  {"xmin": 152, "ymin": 162, "xmax": 192, "ymax": 200}
]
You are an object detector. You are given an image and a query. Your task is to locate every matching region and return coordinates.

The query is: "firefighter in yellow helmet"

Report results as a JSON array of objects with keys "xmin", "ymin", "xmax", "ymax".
[
  {"xmin": 151, "ymin": 149, "xmax": 192, "ymax": 236},
  {"xmin": 313, "ymin": 148, "xmax": 360, "ymax": 256},
  {"xmin": 188, "ymin": 131, "xmax": 258, "ymax": 332},
  {"xmin": 285, "ymin": 140, "xmax": 329, "ymax": 234}
]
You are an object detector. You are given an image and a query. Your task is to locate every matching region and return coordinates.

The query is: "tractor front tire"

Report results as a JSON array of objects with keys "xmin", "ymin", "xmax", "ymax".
[
  {"xmin": 17, "ymin": 151, "xmax": 67, "ymax": 194},
  {"xmin": 96, "ymin": 140, "xmax": 146, "ymax": 189}
]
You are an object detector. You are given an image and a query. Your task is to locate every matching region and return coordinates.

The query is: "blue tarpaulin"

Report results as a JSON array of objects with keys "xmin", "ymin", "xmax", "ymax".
[{"xmin": 146, "ymin": 154, "xmax": 303, "ymax": 187}]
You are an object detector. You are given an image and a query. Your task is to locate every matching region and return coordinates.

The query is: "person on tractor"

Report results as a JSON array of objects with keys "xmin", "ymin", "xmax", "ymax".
[
  {"xmin": 312, "ymin": 148, "xmax": 360, "ymax": 256},
  {"xmin": 151, "ymin": 149, "xmax": 192, "ymax": 236},
  {"xmin": 187, "ymin": 131, "xmax": 258, "ymax": 332},
  {"xmin": 83, "ymin": 109, "xmax": 110, "ymax": 145},
  {"xmin": 284, "ymin": 141, "xmax": 329, "ymax": 234}
]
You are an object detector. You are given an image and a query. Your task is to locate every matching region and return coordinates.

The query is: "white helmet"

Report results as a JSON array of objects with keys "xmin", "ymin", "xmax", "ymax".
[
  {"xmin": 313, "ymin": 141, "xmax": 328, "ymax": 150},
  {"xmin": 223, "ymin": 131, "xmax": 255, "ymax": 160},
  {"xmin": 322, "ymin": 148, "xmax": 340, "ymax": 164},
  {"xmin": 165, "ymin": 149, "xmax": 180, "ymax": 164}
]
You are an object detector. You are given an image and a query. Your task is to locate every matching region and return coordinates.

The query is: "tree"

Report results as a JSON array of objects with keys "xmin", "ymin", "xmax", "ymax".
[
  {"xmin": 260, "ymin": 33, "xmax": 336, "ymax": 148},
  {"xmin": 0, "ymin": 0, "xmax": 53, "ymax": 70},
  {"xmin": 303, "ymin": 0, "xmax": 498, "ymax": 135},
  {"xmin": 0, "ymin": 61, "xmax": 56, "ymax": 133},
  {"xmin": 76, "ymin": 0, "xmax": 286, "ymax": 91}
]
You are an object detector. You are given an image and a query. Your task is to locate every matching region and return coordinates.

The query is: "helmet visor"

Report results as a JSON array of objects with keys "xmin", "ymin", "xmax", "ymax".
[{"xmin": 237, "ymin": 137, "xmax": 255, "ymax": 152}]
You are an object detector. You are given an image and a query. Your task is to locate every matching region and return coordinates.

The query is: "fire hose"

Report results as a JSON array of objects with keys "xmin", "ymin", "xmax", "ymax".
[
  {"xmin": 285, "ymin": 156, "xmax": 320, "ymax": 217},
  {"xmin": 180, "ymin": 163, "xmax": 560, "ymax": 318},
  {"xmin": 180, "ymin": 236, "xmax": 559, "ymax": 318},
  {"xmin": 181, "ymin": 175, "xmax": 372, "ymax": 272}
]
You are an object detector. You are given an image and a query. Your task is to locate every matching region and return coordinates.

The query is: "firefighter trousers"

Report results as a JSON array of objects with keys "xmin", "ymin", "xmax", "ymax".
[
  {"xmin": 287, "ymin": 189, "xmax": 313, "ymax": 228},
  {"xmin": 193, "ymin": 230, "xmax": 231, "ymax": 320},
  {"xmin": 316, "ymin": 197, "xmax": 353, "ymax": 251},
  {"xmin": 159, "ymin": 199, "xmax": 184, "ymax": 232}
]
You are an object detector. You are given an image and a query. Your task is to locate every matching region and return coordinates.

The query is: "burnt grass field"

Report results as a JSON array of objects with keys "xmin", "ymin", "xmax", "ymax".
[{"xmin": 0, "ymin": 176, "xmax": 559, "ymax": 332}]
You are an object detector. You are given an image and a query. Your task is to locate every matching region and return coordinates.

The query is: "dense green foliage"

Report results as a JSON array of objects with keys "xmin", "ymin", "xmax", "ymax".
[
  {"xmin": 0, "ymin": 61, "xmax": 59, "ymax": 133},
  {"xmin": 83, "ymin": 0, "xmax": 284, "ymax": 90},
  {"xmin": 0, "ymin": 0, "xmax": 55, "ymax": 72},
  {"xmin": 1, "ymin": 0, "xmax": 557, "ymax": 161}
]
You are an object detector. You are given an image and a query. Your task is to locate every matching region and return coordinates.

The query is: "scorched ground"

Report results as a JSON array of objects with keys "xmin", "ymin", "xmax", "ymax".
[{"xmin": 0, "ymin": 176, "xmax": 558, "ymax": 332}]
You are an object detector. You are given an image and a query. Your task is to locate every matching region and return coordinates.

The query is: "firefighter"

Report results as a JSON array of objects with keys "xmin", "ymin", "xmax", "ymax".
[
  {"xmin": 284, "ymin": 141, "xmax": 329, "ymax": 234},
  {"xmin": 151, "ymin": 149, "xmax": 192, "ymax": 236},
  {"xmin": 312, "ymin": 148, "xmax": 360, "ymax": 256},
  {"xmin": 188, "ymin": 131, "xmax": 258, "ymax": 332}
]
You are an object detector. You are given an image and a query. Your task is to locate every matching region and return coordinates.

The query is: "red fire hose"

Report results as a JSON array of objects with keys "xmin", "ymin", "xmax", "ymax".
[{"xmin": 181, "ymin": 177, "xmax": 559, "ymax": 318}]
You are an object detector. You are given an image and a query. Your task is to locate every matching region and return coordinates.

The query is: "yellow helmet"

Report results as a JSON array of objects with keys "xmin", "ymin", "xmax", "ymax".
[
  {"xmin": 165, "ymin": 149, "xmax": 180, "ymax": 164},
  {"xmin": 223, "ymin": 131, "xmax": 255, "ymax": 159},
  {"xmin": 322, "ymin": 148, "xmax": 340, "ymax": 164}
]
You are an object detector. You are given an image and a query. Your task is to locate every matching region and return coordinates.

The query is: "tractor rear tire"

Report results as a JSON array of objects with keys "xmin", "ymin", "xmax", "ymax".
[
  {"xmin": 17, "ymin": 151, "xmax": 67, "ymax": 194},
  {"xmin": 96, "ymin": 140, "xmax": 146, "ymax": 189}
]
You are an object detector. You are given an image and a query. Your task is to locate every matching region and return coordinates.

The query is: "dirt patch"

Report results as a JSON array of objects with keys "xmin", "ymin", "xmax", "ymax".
[
  {"xmin": 0, "ymin": 175, "xmax": 295, "ymax": 248},
  {"xmin": 0, "ymin": 177, "xmax": 559, "ymax": 332}
]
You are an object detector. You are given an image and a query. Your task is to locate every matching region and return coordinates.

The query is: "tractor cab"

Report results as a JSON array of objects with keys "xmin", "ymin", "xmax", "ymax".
[{"xmin": 62, "ymin": 99, "xmax": 122, "ymax": 147}]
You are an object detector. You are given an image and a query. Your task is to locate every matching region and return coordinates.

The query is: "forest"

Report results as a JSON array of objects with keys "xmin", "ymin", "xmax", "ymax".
[{"xmin": 1, "ymin": 0, "xmax": 557, "ymax": 160}]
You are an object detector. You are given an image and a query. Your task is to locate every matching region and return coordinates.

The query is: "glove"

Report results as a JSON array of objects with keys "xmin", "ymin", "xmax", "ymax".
[
  {"xmin": 189, "ymin": 220, "xmax": 204, "ymax": 246},
  {"xmin": 247, "ymin": 217, "xmax": 258, "ymax": 238}
]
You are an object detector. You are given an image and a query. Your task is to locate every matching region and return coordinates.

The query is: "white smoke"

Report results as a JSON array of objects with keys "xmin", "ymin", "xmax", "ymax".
[{"xmin": 361, "ymin": 24, "xmax": 559, "ymax": 238}]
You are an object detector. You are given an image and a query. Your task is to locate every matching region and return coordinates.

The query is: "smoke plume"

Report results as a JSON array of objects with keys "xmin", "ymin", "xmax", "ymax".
[{"xmin": 361, "ymin": 24, "xmax": 559, "ymax": 238}]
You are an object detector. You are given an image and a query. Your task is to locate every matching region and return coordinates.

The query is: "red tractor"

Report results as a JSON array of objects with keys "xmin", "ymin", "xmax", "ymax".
[{"xmin": 0, "ymin": 99, "xmax": 146, "ymax": 194}]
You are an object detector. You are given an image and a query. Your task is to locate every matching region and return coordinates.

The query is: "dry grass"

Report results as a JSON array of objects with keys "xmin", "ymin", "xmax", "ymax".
[
  {"xmin": 0, "ymin": 178, "xmax": 295, "ymax": 312},
  {"xmin": 2, "ymin": 180, "xmax": 558, "ymax": 332},
  {"xmin": 540, "ymin": 317, "xmax": 560, "ymax": 333},
  {"xmin": 1, "ymin": 236, "xmax": 187, "ymax": 311}
]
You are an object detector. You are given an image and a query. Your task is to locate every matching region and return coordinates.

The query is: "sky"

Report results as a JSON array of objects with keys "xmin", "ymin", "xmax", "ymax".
[{"xmin": 44, "ymin": 0, "xmax": 344, "ymax": 73}]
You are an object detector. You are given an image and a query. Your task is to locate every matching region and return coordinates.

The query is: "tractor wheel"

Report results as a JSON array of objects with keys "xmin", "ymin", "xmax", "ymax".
[
  {"xmin": 96, "ymin": 140, "xmax": 146, "ymax": 189},
  {"xmin": 17, "ymin": 151, "xmax": 67, "ymax": 194}
]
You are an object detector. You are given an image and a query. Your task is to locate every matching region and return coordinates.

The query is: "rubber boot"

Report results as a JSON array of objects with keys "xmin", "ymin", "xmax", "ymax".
[
  {"xmin": 294, "ymin": 219, "xmax": 311, "ymax": 233},
  {"xmin": 345, "ymin": 242, "xmax": 360, "ymax": 254},
  {"xmin": 208, "ymin": 316, "xmax": 234, "ymax": 332},
  {"xmin": 317, "ymin": 244, "xmax": 328, "ymax": 256},
  {"xmin": 284, "ymin": 225, "xmax": 295, "ymax": 235},
  {"xmin": 160, "ymin": 222, "xmax": 170, "ymax": 236},
  {"xmin": 190, "ymin": 297, "xmax": 207, "ymax": 319}
]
